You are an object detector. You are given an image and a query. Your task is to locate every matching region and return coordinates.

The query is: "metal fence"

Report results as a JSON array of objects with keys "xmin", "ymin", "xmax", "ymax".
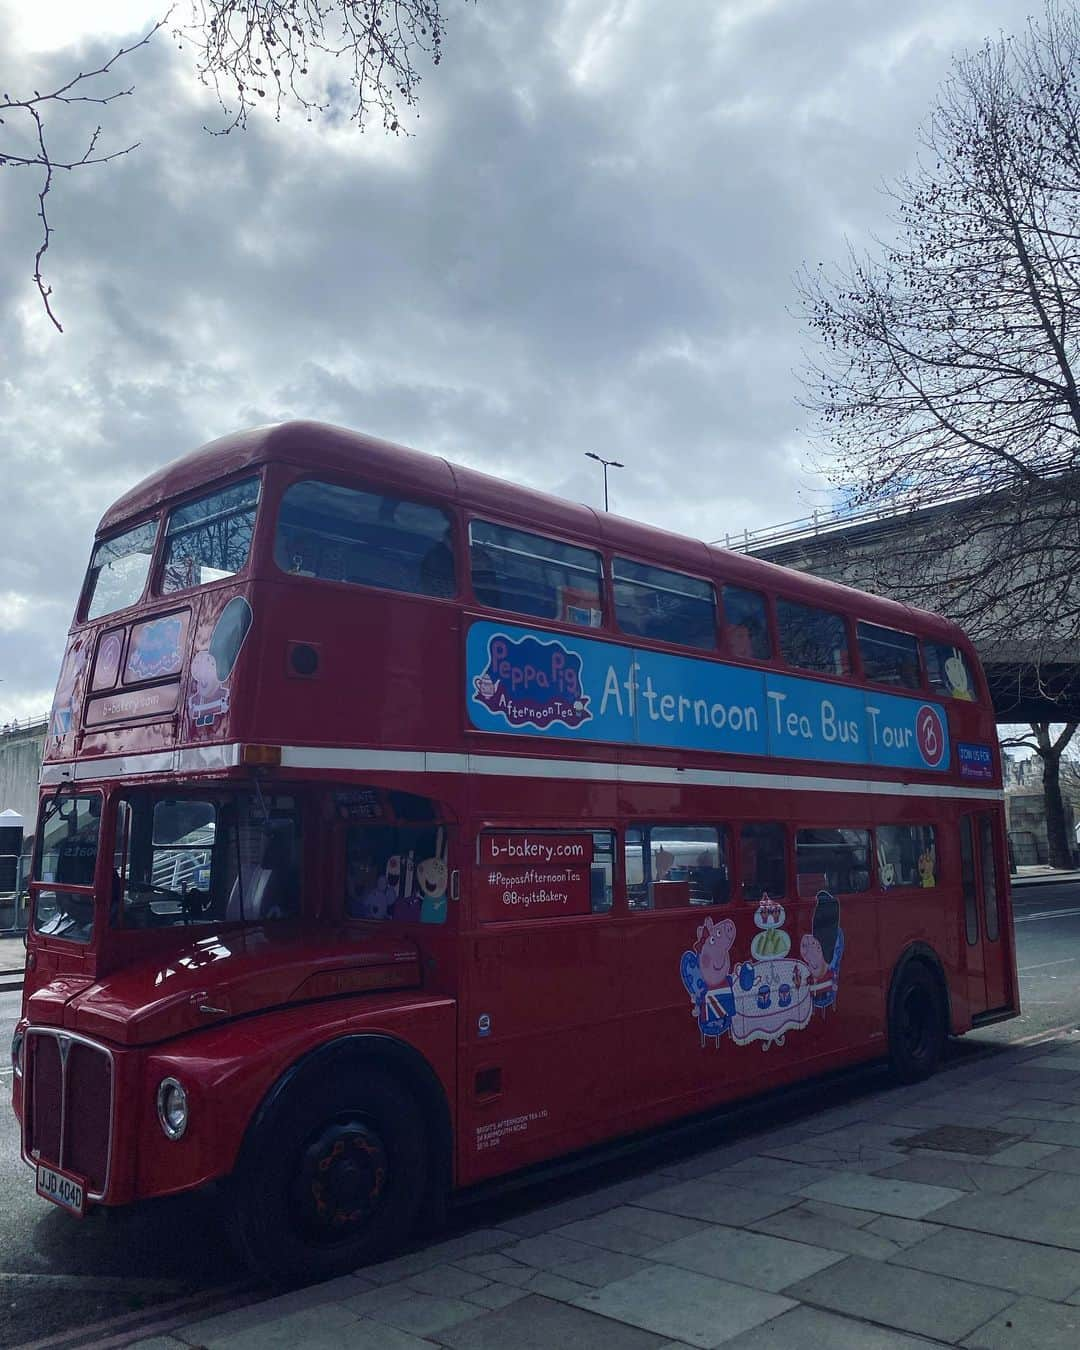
[
  {"xmin": 0, "ymin": 853, "xmax": 29, "ymax": 936},
  {"xmin": 0, "ymin": 713, "xmax": 49, "ymax": 738}
]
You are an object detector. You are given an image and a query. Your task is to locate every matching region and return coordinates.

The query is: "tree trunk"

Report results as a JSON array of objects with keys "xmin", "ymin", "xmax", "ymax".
[
  {"xmin": 1032, "ymin": 721, "xmax": 1080, "ymax": 869},
  {"xmin": 1042, "ymin": 753, "xmax": 1074, "ymax": 869}
]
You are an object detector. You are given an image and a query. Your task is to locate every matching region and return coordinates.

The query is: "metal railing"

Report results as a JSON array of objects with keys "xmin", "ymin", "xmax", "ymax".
[
  {"xmin": 0, "ymin": 713, "xmax": 49, "ymax": 738},
  {"xmin": 713, "ymin": 498, "xmax": 942, "ymax": 553},
  {"xmin": 0, "ymin": 854, "xmax": 29, "ymax": 936}
]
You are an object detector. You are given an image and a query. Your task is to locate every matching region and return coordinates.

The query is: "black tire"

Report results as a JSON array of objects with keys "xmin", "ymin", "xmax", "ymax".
[
  {"xmin": 889, "ymin": 963, "xmax": 946, "ymax": 1083},
  {"xmin": 230, "ymin": 1067, "xmax": 428, "ymax": 1284}
]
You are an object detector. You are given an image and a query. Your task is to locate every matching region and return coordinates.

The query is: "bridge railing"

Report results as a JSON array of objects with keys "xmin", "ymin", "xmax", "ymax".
[
  {"xmin": 713, "ymin": 499, "xmax": 941, "ymax": 553},
  {"xmin": 0, "ymin": 713, "xmax": 49, "ymax": 738}
]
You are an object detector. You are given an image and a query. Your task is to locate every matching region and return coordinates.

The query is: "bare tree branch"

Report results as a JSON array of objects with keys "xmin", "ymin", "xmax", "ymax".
[
  {"xmin": 3, "ymin": 3, "xmax": 466, "ymax": 328},
  {"xmin": 2, "ymin": 21, "xmax": 166, "ymax": 330}
]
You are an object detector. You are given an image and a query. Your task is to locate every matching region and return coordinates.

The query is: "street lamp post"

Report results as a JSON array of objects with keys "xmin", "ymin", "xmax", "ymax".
[{"xmin": 585, "ymin": 452, "xmax": 624, "ymax": 511}]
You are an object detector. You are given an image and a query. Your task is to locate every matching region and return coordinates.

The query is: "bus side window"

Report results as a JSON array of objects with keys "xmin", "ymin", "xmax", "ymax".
[
  {"xmin": 722, "ymin": 585, "xmax": 772, "ymax": 661},
  {"xmin": 876, "ymin": 824, "xmax": 937, "ymax": 889},
  {"xmin": 741, "ymin": 822, "xmax": 787, "ymax": 900},
  {"xmin": 626, "ymin": 826, "xmax": 729, "ymax": 909},
  {"xmin": 777, "ymin": 599, "xmax": 850, "ymax": 677},
  {"xmin": 468, "ymin": 520, "xmax": 603, "ymax": 627},
  {"xmin": 590, "ymin": 831, "xmax": 615, "ymax": 912},
  {"xmin": 925, "ymin": 642, "xmax": 978, "ymax": 702},
  {"xmin": 796, "ymin": 828, "xmax": 870, "ymax": 895}
]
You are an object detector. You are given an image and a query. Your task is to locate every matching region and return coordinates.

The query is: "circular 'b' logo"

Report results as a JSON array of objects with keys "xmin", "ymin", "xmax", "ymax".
[{"xmin": 915, "ymin": 705, "xmax": 946, "ymax": 768}]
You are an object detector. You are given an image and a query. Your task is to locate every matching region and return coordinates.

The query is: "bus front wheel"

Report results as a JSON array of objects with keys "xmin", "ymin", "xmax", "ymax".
[
  {"xmin": 231, "ymin": 1068, "xmax": 428, "ymax": 1284},
  {"xmin": 888, "ymin": 963, "xmax": 945, "ymax": 1083}
]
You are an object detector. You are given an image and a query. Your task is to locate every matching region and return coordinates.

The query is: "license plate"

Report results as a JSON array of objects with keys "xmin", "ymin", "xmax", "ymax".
[{"xmin": 35, "ymin": 1162, "xmax": 86, "ymax": 1217}]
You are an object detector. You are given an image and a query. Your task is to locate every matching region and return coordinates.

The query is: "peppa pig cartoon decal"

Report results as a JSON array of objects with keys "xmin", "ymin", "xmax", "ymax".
[
  {"xmin": 679, "ymin": 891, "xmax": 844, "ymax": 1050},
  {"xmin": 188, "ymin": 597, "xmax": 253, "ymax": 729},
  {"xmin": 680, "ymin": 917, "xmax": 737, "ymax": 1046}
]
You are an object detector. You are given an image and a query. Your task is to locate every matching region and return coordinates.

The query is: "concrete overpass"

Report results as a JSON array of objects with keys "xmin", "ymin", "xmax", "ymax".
[{"xmin": 731, "ymin": 487, "xmax": 1080, "ymax": 723}]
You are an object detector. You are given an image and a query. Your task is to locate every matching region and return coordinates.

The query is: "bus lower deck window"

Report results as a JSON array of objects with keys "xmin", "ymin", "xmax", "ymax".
[
  {"xmin": 876, "ymin": 824, "xmax": 937, "ymax": 888},
  {"xmin": 626, "ymin": 825, "xmax": 730, "ymax": 909},
  {"xmin": 740, "ymin": 823, "xmax": 787, "ymax": 900}
]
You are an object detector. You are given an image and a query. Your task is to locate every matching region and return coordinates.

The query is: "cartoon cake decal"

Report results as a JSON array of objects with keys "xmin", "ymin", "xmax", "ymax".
[{"xmin": 679, "ymin": 890, "xmax": 844, "ymax": 1051}]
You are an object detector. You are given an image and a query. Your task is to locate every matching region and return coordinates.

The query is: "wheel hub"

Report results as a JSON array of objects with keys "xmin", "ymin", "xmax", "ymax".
[{"xmin": 294, "ymin": 1119, "xmax": 389, "ymax": 1236}]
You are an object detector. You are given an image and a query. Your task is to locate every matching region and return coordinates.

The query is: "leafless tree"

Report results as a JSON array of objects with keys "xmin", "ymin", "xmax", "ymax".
[
  {"xmin": 1001, "ymin": 722, "xmax": 1079, "ymax": 867},
  {"xmin": 798, "ymin": 1, "xmax": 1080, "ymax": 654},
  {"xmin": 2, "ymin": 3, "xmax": 462, "ymax": 331}
]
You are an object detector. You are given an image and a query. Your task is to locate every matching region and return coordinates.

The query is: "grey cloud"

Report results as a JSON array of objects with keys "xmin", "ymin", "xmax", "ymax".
[{"xmin": 0, "ymin": 0, "xmax": 1044, "ymax": 713}]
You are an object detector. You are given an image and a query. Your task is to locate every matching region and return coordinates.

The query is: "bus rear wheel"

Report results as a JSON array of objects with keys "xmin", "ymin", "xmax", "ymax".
[
  {"xmin": 231, "ymin": 1069, "xmax": 428, "ymax": 1284},
  {"xmin": 889, "ymin": 963, "xmax": 945, "ymax": 1083}
]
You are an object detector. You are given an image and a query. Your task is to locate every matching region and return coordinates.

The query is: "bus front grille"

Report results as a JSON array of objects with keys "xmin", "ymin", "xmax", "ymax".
[{"xmin": 24, "ymin": 1029, "xmax": 114, "ymax": 1198}]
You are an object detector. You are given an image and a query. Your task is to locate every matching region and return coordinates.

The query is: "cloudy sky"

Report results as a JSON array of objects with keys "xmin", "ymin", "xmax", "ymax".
[{"xmin": 0, "ymin": 0, "xmax": 1042, "ymax": 720}]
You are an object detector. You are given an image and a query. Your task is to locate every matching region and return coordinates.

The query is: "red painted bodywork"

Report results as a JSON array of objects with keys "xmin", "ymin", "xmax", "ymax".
[{"xmin": 14, "ymin": 421, "xmax": 1018, "ymax": 1217}]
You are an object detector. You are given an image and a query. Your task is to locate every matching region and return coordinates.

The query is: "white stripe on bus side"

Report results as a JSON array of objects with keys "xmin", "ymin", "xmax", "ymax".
[{"xmin": 43, "ymin": 740, "xmax": 1005, "ymax": 802}]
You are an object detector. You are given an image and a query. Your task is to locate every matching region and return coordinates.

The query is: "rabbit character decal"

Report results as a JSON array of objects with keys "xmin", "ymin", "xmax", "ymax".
[
  {"xmin": 416, "ymin": 828, "xmax": 450, "ymax": 925},
  {"xmin": 877, "ymin": 841, "xmax": 896, "ymax": 889}
]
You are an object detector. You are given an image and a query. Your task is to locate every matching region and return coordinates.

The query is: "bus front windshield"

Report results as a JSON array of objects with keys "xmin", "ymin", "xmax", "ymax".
[
  {"xmin": 112, "ymin": 789, "xmax": 302, "ymax": 930},
  {"xmin": 32, "ymin": 792, "xmax": 103, "ymax": 944}
]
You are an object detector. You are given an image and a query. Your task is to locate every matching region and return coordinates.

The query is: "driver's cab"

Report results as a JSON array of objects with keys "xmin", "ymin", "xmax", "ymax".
[{"xmin": 112, "ymin": 789, "xmax": 303, "ymax": 930}]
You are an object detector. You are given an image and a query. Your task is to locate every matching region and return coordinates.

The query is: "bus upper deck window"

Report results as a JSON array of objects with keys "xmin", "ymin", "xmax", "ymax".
[
  {"xmin": 162, "ymin": 478, "xmax": 260, "ymax": 594},
  {"xmin": 722, "ymin": 585, "xmax": 771, "ymax": 660},
  {"xmin": 275, "ymin": 480, "xmax": 455, "ymax": 597},
  {"xmin": 613, "ymin": 560, "xmax": 716, "ymax": 651},
  {"xmin": 857, "ymin": 622, "xmax": 920, "ymax": 689},
  {"xmin": 469, "ymin": 521, "xmax": 602, "ymax": 626},
  {"xmin": 85, "ymin": 521, "xmax": 159, "ymax": 620},
  {"xmin": 777, "ymin": 599, "xmax": 850, "ymax": 677},
  {"xmin": 925, "ymin": 642, "xmax": 978, "ymax": 702}
]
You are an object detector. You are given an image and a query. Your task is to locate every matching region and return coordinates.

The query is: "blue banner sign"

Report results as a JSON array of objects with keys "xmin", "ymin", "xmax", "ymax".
[
  {"xmin": 467, "ymin": 620, "xmax": 951, "ymax": 773},
  {"xmin": 957, "ymin": 742, "xmax": 994, "ymax": 781}
]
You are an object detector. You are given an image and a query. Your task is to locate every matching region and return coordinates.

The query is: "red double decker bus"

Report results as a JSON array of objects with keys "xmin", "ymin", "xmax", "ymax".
[{"xmin": 11, "ymin": 421, "xmax": 1016, "ymax": 1280}]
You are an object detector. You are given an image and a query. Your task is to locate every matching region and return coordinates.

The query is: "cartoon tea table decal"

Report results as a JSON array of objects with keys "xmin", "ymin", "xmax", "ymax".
[{"xmin": 679, "ymin": 889, "xmax": 845, "ymax": 1051}]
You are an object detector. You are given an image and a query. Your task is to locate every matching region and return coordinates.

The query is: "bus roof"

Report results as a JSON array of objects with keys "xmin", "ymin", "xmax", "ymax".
[{"xmin": 98, "ymin": 420, "xmax": 970, "ymax": 647}]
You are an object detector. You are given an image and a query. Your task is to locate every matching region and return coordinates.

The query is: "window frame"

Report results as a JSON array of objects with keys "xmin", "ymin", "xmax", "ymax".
[
  {"xmin": 738, "ymin": 821, "xmax": 789, "ymax": 902},
  {"xmin": 624, "ymin": 823, "xmax": 731, "ymax": 911},
  {"xmin": 855, "ymin": 620, "xmax": 923, "ymax": 691},
  {"xmin": 156, "ymin": 475, "xmax": 262, "ymax": 599},
  {"xmin": 82, "ymin": 519, "xmax": 161, "ymax": 622},
  {"xmin": 775, "ymin": 596, "xmax": 854, "ymax": 680},
  {"xmin": 611, "ymin": 556, "xmax": 719, "ymax": 653},
  {"xmin": 795, "ymin": 826, "xmax": 872, "ymax": 896},
  {"xmin": 466, "ymin": 516, "xmax": 606, "ymax": 629},
  {"xmin": 720, "ymin": 583, "xmax": 775, "ymax": 664}
]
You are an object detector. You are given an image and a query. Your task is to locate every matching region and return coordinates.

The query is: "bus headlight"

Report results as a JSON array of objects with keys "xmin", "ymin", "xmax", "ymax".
[
  {"xmin": 156, "ymin": 1078, "xmax": 189, "ymax": 1140},
  {"xmin": 10, "ymin": 1029, "xmax": 23, "ymax": 1079}
]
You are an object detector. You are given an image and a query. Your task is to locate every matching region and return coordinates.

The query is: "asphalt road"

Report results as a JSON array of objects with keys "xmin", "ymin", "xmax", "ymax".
[{"xmin": 2, "ymin": 882, "xmax": 1080, "ymax": 1347}]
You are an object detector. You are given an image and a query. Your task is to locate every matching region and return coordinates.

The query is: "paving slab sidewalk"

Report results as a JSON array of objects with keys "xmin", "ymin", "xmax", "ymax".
[{"xmin": 110, "ymin": 1030, "xmax": 1080, "ymax": 1349}]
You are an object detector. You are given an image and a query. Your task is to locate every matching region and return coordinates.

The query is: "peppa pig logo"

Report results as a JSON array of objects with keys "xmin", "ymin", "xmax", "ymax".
[{"xmin": 472, "ymin": 632, "xmax": 592, "ymax": 731}]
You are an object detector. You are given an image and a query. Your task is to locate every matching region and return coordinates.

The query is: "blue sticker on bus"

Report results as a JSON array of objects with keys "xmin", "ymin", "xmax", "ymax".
[
  {"xmin": 957, "ymin": 742, "xmax": 994, "ymax": 781},
  {"xmin": 466, "ymin": 620, "xmax": 951, "ymax": 773}
]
